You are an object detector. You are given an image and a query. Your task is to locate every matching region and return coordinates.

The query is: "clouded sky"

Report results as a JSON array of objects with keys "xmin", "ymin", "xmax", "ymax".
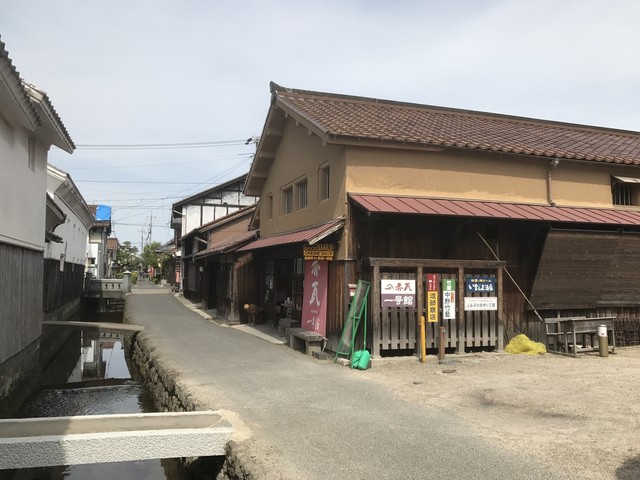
[{"xmin": 2, "ymin": 0, "xmax": 639, "ymax": 246}]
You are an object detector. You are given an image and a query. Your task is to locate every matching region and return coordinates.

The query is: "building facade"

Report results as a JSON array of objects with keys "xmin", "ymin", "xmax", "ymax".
[
  {"xmin": 240, "ymin": 83, "xmax": 640, "ymax": 357},
  {"xmin": 0, "ymin": 38, "xmax": 74, "ymax": 404}
]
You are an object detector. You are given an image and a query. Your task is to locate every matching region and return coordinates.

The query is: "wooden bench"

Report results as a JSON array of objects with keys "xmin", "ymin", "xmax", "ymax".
[
  {"xmin": 289, "ymin": 328, "xmax": 325, "ymax": 356},
  {"xmin": 545, "ymin": 316, "xmax": 616, "ymax": 356}
]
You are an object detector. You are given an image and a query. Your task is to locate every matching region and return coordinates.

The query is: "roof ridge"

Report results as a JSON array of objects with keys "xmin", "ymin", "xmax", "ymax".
[{"xmin": 271, "ymin": 82, "xmax": 640, "ymax": 138}]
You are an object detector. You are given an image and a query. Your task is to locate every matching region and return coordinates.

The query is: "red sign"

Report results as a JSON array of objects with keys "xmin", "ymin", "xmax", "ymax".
[
  {"xmin": 301, "ymin": 260, "xmax": 328, "ymax": 335},
  {"xmin": 427, "ymin": 274, "xmax": 440, "ymax": 292}
]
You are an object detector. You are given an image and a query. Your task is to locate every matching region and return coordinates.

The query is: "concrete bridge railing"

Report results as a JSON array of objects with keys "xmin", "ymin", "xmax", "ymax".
[{"xmin": 84, "ymin": 271, "xmax": 131, "ymax": 299}]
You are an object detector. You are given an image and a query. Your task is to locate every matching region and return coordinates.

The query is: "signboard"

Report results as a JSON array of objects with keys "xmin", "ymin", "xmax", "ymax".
[
  {"xmin": 381, "ymin": 279, "xmax": 416, "ymax": 307},
  {"xmin": 442, "ymin": 278, "xmax": 456, "ymax": 320},
  {"xmin": 303, "ymin": 244, "xmax": 334, "ymax": 261},
  {"xmin": 301, "ymin": 260, "xmax": 328, "ymax": 335},
  {"xmin": 465, "ymin": 276, "xmax": 496, "ymax": 293},
  {"xmin": 426, "ymin": 274, "xmax": 439, "ymax": 323},
  {"xmin": 464, "ymin": 297, "xmax": 498, "ymax": 311}
]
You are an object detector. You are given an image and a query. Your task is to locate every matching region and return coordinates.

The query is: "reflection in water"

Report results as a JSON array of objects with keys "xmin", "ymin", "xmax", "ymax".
[{"xmin": 3, "ymin": 325, "xmax": 190, "ymax": 480}]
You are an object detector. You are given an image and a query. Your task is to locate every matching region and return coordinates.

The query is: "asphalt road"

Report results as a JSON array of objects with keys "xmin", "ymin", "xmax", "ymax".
[{"xmin": 125, "ymin": 288, "xmax": 563, "ymax": 480}]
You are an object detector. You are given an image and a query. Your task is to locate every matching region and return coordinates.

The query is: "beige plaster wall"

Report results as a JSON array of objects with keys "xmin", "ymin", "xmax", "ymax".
[
  {"xmin": 259, "ymin": 119, "xmax": 346, "ymax": 237},
  {"xmin": 345, "ymin": 147, "xmax": 633, "ymax": 208}
]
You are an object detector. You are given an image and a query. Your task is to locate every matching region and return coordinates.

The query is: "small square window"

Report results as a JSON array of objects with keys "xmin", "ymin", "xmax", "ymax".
[{"xmin": 612, "ymin": 177, "xmax": 640, "ymax": 206}]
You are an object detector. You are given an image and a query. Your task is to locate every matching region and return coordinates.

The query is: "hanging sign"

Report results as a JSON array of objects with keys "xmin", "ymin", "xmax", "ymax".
[
  {"xmin": 381, "ymin": 279, "xmax": 416, "ymax": 307},
  {"xmin": 302, "ymin": 260, "xmax": 328, "ymax": 335},
  {"xmin": 426, "ymin": 274, "xmax": 440, "ymax": 323},
  {"xmin": 303, "ymin": 244, "xmax": 334, "ymax": 260},
  {"xmin": 442, "ymin": 278, "xmax": 456, "ymax": 320},
  {"xmin": 465, "ymin": 276, "xmax": 496, "ymax": 293}
]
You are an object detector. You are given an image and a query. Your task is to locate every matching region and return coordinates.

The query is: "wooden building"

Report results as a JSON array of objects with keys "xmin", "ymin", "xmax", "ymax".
[
  {"xmin": 183, "ymin": 204, "xmax": 257, "ymax": 322},
  {"xmin": 240, "ymin": 83, "xmax": 640, "ymax": 358},
  {"xmin": 170, "ymin": 174, "xmax": 258, "ymax": 296}
]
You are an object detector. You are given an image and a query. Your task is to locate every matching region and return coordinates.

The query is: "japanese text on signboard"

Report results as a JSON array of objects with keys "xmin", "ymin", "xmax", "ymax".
[
  {"xmin": 442, "ymin": 278, "xmax": 456, "ymax": 320},
  {"xmin": 426, "ymin": 274, "xmax": 439, "ymax": 323},
  {"xmin": 301, "ymin": 260, "xmax": 328, "ymax": 335},
  {"xmin": 381, "ymin": 279, "xmax": 415, "ymax": 307},
  {"xmin": 465, "ymin": 276, "xmax": 496, "ymax": 293}
]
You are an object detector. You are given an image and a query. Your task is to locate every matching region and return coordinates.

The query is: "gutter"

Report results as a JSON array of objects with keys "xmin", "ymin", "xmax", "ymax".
[{"xmin": 547, "ymin": 158, "xmax": 560, "ymax": 206}]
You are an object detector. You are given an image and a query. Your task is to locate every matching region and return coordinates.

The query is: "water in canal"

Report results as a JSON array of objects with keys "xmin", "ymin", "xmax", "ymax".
[{"xmin": 2, "ymin": 310, "xmax": 190, "ymax": 480}]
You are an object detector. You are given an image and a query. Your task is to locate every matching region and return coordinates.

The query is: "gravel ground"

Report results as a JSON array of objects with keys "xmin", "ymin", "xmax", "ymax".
[{"xmin": 366, "ymin": 347, "xmax": 640, "ymax": 480}]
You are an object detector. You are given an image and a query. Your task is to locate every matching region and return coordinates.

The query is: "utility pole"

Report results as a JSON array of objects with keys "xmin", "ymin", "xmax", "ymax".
[{"xmin": 145, "ymin": 213, "xmax": 155, "ymax": 246}]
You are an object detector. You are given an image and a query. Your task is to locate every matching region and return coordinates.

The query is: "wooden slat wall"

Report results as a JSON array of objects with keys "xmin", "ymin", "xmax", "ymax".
[
  {"xmin": 325, "ymin": 261, "xmax": 347, "ymax": 351},
  {"xmin": 43, "ymin": 259, "xmax": 85, "ymax": 313},
  {"xmin": 0, "ymin": 243, "xmax": 43, "ymax": 364},
  {"xmin": 235, "ymin": 252, "xmax": 258, "ymax": 323},
  {"xmin": 530, "ymin": 231, "xmax": 640, "ymax": 309}
]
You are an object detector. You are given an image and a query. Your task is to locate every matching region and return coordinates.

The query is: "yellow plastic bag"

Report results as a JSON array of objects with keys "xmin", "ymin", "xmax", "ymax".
[{"xmin": 505, "ymin": 334, "xmax": 546, "ymax": 355}]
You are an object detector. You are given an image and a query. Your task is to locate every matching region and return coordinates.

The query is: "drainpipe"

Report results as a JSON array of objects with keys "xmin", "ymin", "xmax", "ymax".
[{"xmin": 547, "ymin": 158, "xmax": 560, "ymax": 206}]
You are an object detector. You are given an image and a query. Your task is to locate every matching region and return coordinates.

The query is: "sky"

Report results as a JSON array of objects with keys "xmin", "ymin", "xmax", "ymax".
[{"xmin": 2, "ymin": 0, "xmax": 640, "ymax": 247}]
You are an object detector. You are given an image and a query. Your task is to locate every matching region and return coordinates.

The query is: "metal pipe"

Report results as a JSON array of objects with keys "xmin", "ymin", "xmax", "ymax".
[
  {"xmin": 598, "ymin": 324, "xmax": 609, "ymax": 357},
  {"xmin": 547, "ymin": 158, "xmax": 560, "ymax": 206}
]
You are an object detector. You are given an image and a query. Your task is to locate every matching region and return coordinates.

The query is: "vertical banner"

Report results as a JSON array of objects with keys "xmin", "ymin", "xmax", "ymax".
[
  {"xmin": 302, "ymin": 260, "xmax": 328, "ymax": 335},
  {"xmin": 426, "ymin": 274, "xmax": 440, "ymax": 323},
  {"xmin": 442, "ymin": 278, "xmax": 456, "ymax": 320}
]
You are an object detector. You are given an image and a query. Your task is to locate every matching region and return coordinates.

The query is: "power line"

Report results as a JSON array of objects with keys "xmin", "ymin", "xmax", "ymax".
[
  {"xmin": 77, "ymin": 180, "xmax": 203, "ymax": 184},
  {"xmin": 76, "ymin": 139, "xmax": 252, "ymax": 150}
]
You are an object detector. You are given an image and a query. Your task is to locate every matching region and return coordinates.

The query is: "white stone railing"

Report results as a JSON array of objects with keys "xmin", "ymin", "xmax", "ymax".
[{"xmin": 84, "ymin": 271, "xmax": 131, "ymax": 298}]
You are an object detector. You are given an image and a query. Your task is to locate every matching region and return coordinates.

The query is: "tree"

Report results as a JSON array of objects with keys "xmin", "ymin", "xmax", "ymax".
[
  {"xmin": 141, "ymin": 241, "xmax": 171, "ymax": 278},
  {"xmin": 116, "ymin": 241, "xmax": 141, "ymax": 271}
]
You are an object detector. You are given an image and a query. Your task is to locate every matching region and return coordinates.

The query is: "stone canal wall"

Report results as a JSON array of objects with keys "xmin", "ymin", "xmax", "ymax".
[{"xmin": 125, "ymin": 328, "xmax": 258, "ymax": 480}]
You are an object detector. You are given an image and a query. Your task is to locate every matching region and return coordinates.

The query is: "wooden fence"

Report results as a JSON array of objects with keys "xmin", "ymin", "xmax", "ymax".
[{"xmin": 367, "ymin": 258, "xmax": 505, "ymax": 357}]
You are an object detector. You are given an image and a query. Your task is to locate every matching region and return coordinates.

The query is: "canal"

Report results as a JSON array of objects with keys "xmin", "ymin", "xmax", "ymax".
[{"xmin": 0, "ymin": 308, "xmax": 191, "ymax": 480}]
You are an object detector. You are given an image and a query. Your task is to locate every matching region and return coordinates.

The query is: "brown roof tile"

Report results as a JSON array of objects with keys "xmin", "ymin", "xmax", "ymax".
[{"xmin": 272, "ymin": 83, "xmax": 640, "ymax": 165}]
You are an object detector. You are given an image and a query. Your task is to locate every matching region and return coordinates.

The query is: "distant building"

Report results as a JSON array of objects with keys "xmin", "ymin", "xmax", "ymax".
[
  {"xmin": 170, "ymin": 174, "xmax": 257, "ymax": 297},
  {"xmin": 86, "ymin": 205, "xmax": 112, "ymax": 279},
  {"xmin": 44, "ymin": 164, "xmax": 93, "ymax": 320}
]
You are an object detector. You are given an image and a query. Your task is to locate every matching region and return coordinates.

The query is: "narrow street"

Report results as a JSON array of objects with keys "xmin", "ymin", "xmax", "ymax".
[{"xmin": 125, "ymin": 286, "xmax": 563, "ymax": 480}]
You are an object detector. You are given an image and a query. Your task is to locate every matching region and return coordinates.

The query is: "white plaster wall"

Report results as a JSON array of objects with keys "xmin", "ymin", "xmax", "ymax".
[
  {"xmin": 45, "ymin": 206, "xmax": 89, "ymax": 264},
  {"xmin": 0, "ymin": 120, "xmax": 47, "ymax": 251}
]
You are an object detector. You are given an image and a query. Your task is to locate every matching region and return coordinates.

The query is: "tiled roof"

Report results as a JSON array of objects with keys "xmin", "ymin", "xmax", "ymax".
[
  {"xmin": 271, "ymin": 83, "xmax": 640, "ymax": 165},
  {"xmin": 236, "ymin": 220, "xmax": 344, "ymax": 252},
  {"xmin": 349, "ymin": 194, "xmax": 640, "ymax": 226},
  {"xmin": 193, "ymin": 230, "xmax": 258, "ymax": 258}
]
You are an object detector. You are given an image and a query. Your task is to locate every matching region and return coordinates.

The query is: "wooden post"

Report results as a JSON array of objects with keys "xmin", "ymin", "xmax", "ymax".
[
  {"xmin": 497, "ymin": 267, "xmax": 504, "ymax": 351},
  {"xmin": 438, "ymin": 326, "xmax": 446, "ymax": 361},
  {"xmin": 417, "ymin": 266, "xmax": 423, "ymax": 356},
  {"xmin": 420, "ymin": 316, "xmax": 426, "ymax": 363},
  {"xmin": 372, "ymin": 265, "xmax": 381, "ymax": 358},
  {"xmin": 457, "ymin": 267, "xmax": 465, "ymax": 355}
]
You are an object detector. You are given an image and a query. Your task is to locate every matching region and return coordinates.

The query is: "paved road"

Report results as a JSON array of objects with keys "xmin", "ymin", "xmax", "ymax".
[{"xmin": 126, "ymin": 288, "xmax": 562, "ymax": 480}]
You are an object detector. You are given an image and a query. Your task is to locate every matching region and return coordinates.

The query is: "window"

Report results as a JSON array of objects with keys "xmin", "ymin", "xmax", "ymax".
[
  {"xmin": 266, "ymin": 193, "xmax": 273, "ymax": 219},
  {"xmin": 296, "ymin": 178, "xmax": 308, "ymax": 210},
  {"xmin": 319, "ymin": 163, "xmax": 330, "ymax": 200},
  {"xmin": 282, "ymin": 186, "xmax": 293, "ymax": 214},
  {"xmin": 612, "ymin": 176, "xmax": 640, "ymax": 206}
]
